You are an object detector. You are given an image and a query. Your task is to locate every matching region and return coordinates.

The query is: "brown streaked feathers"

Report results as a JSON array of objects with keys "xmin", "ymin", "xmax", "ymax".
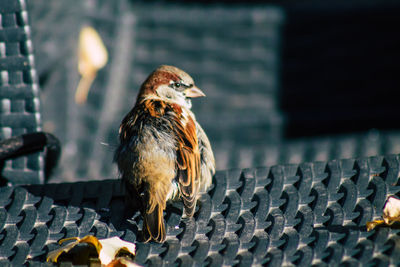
[{"xmin": 115, "ymin": 65, "xmax": 215, "ymax": 243}]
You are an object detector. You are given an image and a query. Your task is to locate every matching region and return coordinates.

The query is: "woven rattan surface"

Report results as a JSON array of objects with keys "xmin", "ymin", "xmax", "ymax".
[
  {"xmin": 0, "ymin": 155, "xmax": 399, "ymax": 266},
  {"xmin": 0, "ymin": 0, "xmax": 42, "ymax": 184}
]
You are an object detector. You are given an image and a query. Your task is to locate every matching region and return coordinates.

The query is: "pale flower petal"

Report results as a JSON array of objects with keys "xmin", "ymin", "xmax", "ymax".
[
  {"xmin": 383, "ymin": 196, "xmax": 400, "ymax": 224},
  {"xmin": 98, "ymin": 236, "xmax": 136, "ymax": 265}
]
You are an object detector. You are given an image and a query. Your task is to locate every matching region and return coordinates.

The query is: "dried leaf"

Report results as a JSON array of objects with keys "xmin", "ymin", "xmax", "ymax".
[
  {"xmin": 46, "ymin": 237, "xmax": 82, "ymax": 263},
  {"xmin": 47, "ymin": 235, "xmax": 136, "ymax": 266},
  {"xmin": 75, "ymin": 26, "xmax": 108, "ymax": 104},
  {"xmin": 98, "ymin": 236, "xmax": 136, "ymax": 265},
  {"xmin": 383, "ymin": 196, "xmax": 400, "ymax": 224},
  {"xmin": 366, "ymin": 219, "xmax": 385, "ymax": 231},
  {"xmin": 367, "ymin": 196, "xmax": 400, "ymax": 231}
]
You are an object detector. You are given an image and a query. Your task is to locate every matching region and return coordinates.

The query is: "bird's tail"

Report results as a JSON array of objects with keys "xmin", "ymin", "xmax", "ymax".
[{"xmin": 143, "ymin": 204, "xmax": 166, "ymax": 242}]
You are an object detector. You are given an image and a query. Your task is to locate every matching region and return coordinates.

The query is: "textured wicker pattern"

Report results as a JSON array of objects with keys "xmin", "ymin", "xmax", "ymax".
[
  {"xmin": 0, "ymin": 155, "xmax": 399, "ymax": 265},
  {"xmin": 215, "ymin": 130, "xmax": 400, "ymax": 170},
  {"xmin": 0, "ymin": 0, "xmax": 42, "ymax": 184}
]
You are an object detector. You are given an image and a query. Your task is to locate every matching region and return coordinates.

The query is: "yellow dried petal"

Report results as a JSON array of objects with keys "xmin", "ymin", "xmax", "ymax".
[
  {"xmin": 80, "ymin": 235, "xmax": 103, "ymax": 253},
  {"xmin": 366, "ymin": 219, "xmax": 385, "ymax": 231},
  {"xmin": 46, "ymin": 238, "xmax": 80, "ymax": 262},
  {"xmin": 47, "ymin": 235, "xmax": 102, "ymax": 263},
  {"xmin": 59, "ymin": 236, "xmax": 80, "ymax": 244}
]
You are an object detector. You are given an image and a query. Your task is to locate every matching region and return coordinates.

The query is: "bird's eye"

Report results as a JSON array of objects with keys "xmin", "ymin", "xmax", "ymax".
[{"xmin": 174, "ymin": 82, "xmax": 181, "ymax": 88}]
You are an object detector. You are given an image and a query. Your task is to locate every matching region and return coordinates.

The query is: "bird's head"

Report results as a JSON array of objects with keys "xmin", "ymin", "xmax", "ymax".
[{"xmin": 138, "ymin": 65, "xmax": 205, "ymax": 109}]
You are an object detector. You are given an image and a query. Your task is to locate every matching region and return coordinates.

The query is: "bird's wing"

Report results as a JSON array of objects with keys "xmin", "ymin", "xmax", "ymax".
[
  {"xmin": 196, "ymin": 121, "xmax": 215, "ymax": 192},
  {"xmin": 173, "ymin": 113, "xmax": 201, "ymax": 217}
]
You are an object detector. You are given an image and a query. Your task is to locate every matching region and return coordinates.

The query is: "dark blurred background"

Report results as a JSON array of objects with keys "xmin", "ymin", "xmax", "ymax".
[{"xmin": 26, "ymin": 0, "xmax": 400, "ymax": 182}]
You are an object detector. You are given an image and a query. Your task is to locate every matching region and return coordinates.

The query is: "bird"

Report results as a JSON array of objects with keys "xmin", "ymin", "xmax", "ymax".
[{"xmin": 115, "ymin": 65, "xmax": 215, "ymax": 242}]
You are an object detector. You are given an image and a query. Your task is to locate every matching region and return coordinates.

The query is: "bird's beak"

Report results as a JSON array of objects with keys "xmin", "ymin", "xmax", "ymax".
[{"xmin": 184, "ymin": 86, "xmax": 206, "ymax": 98}]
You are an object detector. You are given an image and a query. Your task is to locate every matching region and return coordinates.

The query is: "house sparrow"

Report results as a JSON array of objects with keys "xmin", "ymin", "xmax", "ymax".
[{"xmin": 115, "ymin": 65, "xmax": 215, "ymax": 242}]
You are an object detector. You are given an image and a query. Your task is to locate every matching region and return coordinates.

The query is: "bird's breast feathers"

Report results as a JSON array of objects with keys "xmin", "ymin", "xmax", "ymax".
[{"xmin": 118, "ymin": 98, "xmax": 201, "ymax": 206}]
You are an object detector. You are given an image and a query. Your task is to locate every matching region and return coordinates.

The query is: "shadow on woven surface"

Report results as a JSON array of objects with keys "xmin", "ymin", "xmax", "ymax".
[{"xmin": 0, "ymin": 155, "xmax": 400, "ymax": 266}]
